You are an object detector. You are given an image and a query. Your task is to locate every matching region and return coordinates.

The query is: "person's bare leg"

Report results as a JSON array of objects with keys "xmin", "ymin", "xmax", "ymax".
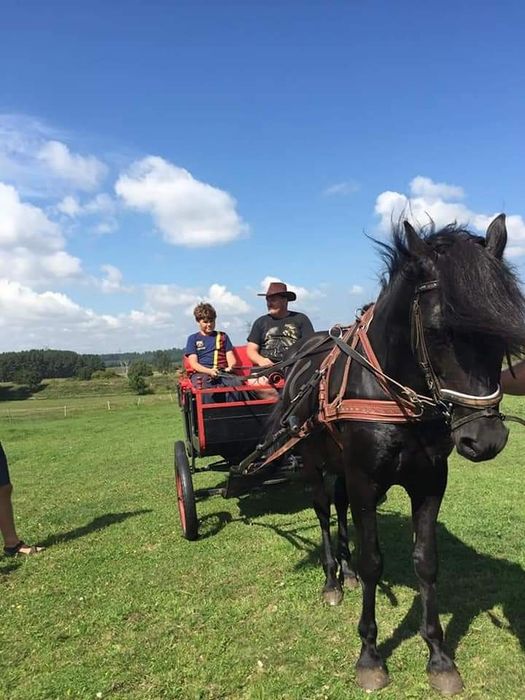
[
  {"xmin": 0, "ymin": 483, "xmax": 44, "ymax": 555},
  {"xmin": 0, "ymin": 483, "xmax": 20, "ymax": 548}
]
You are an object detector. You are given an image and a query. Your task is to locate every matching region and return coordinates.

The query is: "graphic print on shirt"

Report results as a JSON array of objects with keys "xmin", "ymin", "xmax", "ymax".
[{"xmin": 263, "ymin": 323, "xmax": 301, "ymax": 362}]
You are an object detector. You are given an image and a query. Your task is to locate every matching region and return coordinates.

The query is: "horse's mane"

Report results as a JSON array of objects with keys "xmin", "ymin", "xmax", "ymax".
[{"xmin": 376, "ymin": 221, "xmax": 525, "ymax": 354}]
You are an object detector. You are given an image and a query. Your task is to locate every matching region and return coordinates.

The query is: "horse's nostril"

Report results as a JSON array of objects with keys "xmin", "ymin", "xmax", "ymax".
[{"xmin": 460, "ymin": 437, "xmax": 476, "ymax": 451}]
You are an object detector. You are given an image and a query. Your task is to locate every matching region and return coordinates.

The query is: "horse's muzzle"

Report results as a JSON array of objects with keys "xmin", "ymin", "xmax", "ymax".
[{"xmin": 454, "ymin": 412, "xmax": 509, "ymax": 462}]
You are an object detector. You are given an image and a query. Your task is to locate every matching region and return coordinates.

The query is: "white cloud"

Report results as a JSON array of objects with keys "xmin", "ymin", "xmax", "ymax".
[
  {"xmin": 374, "ymin": 176, "xmax": 525, "ymax": 255},
  {"xmin": 0, "ymin": 182, "xmax": 63, "ymax": 250},
  {"xmin": 145, "ymin": 282, "xmax": 249, "ymax": 316},
  {"xmin": 41, "ymin": 251, "xmax": 82, "ymax": 279},
  {"xmin": 0, "ymin": 278, "xmax": 176, "ymax": 352},
  {"xmin": 57, "ymin": 193, "xmax": 116, "ymax": 218},
  {"xmin": 56, "ymin": 195, "xmax": 82, "ymax": 217},
  {"xmin": 56, "ymin": 192, "xmax": 118, "ymax": 235},
  {"xmin": 0, "ymin": 115, "xmax": 108, "ymax": 197},
  {"xmin": 37, "ymin": 140, "xmax": 107, "ymax": 191},
  {"xmin": 0, "ymin": 279, "xmax": 89, "ymax": 323},
  {"xmin": 97, "ymin": 264, "xmax": 130, "ymax": 294},
  {"xmin": 0, "ymin": 183, "xmax": 82, "ymax": 285},
  {"xmin": 144, "ymin": 284, "xmax": 200, "ymax": 311},
  {"xmin": 206, "ymin": 283, "xmax": 250, "ymax": 314},
  {"xmin": 115, "ymin": 156, "xmax": 248, "ymax": 247},
  {"xmin": 409, "ymin": 176, "xmax": 464, "ymax": 201},
  {"xmin": 323, "ymin": 180, "xmax": 360, "ymax": 196},
  {"xmin": 350, "ymin": 285, "xmax": 364, "ymax": 295}
]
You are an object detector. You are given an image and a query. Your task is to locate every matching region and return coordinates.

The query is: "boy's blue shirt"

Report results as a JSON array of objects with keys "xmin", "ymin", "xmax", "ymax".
[{"xmin": 185, "ymin": 330, "xmax": 233, "ymax": 369}]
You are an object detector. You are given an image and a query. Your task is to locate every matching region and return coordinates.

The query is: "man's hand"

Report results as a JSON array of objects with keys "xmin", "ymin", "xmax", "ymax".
[
  {"xmin": 208, "ymin": 368, "xmax": 219, "ymax": 378},
  {"xmin": 259, "ymin": 357, "xmax": 274, "ymax": 368}
]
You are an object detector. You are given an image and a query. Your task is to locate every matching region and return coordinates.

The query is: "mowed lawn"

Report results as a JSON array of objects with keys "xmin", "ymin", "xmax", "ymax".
[{"xmin": 0, "ymin": 396, "xmax": 524, "ymax": 699}]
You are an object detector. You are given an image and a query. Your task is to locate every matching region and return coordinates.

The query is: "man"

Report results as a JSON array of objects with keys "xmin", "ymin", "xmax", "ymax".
[
  {"xmin": 247, "ymin": 281, "xmax": 314, "ymax": 369},
  {"xmin": 1, "ymin": 443, "xmax": 43, "ymax": 557}
]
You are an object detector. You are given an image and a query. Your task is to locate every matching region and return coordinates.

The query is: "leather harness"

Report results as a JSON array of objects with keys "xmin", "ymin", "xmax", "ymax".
[{"xmin": 238, "ymin": 279, "xmax": 506, "ymax": 474}]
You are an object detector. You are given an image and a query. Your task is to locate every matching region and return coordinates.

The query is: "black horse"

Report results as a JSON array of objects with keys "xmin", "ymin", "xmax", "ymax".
[{"xmin": 262, "ymin": 214, "xmax": 525, "ymax": 694}]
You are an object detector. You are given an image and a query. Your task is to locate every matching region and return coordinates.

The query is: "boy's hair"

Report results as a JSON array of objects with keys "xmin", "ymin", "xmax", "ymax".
[{"xmin": 193, "ymin": 302, "xmax": 217, "ymax": 322}]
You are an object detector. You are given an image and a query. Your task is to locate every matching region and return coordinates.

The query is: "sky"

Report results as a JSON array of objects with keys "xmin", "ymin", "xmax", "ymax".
[{"xmin": 1, "ymin": 0, "xmax": 524, "ymax": 353}]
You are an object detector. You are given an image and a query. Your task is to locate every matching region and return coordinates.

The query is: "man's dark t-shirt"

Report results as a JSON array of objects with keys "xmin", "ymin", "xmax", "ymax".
[{"xmin": 247, "ymin": 312, "xmax": 314, "ymax": 363}]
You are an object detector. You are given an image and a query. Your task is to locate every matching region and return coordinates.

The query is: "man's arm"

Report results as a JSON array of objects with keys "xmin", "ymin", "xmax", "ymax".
[
  {"xmin": 301, "ymin": 314, "xmax": 315, "ymax": 337},
  {"xmin": 501, "ymin": 360, "xmax": 525, "ymax": 395},
  {"xmin": 246, "ymin": 342, "xmax": 273, "ymax": 367},
  {"xmin": 225, "ymin": 349, "xmax": 237, "ymax": 371}
]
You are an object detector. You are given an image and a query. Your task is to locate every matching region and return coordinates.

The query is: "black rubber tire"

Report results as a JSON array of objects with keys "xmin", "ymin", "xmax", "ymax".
[{"xmin": 174, "ymin": 441, "xmax": 198, "ymax": 540}]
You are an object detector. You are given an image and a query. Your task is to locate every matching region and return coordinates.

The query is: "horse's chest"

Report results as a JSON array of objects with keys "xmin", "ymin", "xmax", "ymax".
[{"xmin": 344, "ymin": 423, "xmax": 453, "ymax": 478}]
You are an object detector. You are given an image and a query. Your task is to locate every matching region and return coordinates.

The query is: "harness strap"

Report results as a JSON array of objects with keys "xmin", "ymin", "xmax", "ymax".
[
  {"xmin": 451, "ymin": 407, "xmax": 501, "ymax": 431},
  {"xmin": 242, "ymin": 333, "xmax": 333, "ymax": 381},
  {"xmin": 501, "ymin": 413, "xmax": 525, "ymax": 427}
]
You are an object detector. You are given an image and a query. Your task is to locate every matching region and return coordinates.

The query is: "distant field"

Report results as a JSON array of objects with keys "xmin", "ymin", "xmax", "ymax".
[
  {"xmin": 1, "ymin": 371, "xmax": 180, "ymax": 398},
  {"xmin": 0, "ymin": 396, "xmax": 524, "ymax": 699},
  {"xmin": 0, "ymin": 372, "xmax": 181, "ymax": 421}
]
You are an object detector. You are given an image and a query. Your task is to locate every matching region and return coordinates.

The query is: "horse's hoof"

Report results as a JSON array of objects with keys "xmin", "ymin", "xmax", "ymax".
[
  {"xmin": 356, "ymin": 666, "xmax": 390, "ymax": 691},
  {"xmin": 428, "ymin": 669, "xmax": 464, "ymax": 696},
  {"xmin": 322, "ymin": 588, "xmax": 343, "ymax": 606},
  {"xmin": 343, "ymin": 574, "xmax": 359, "ymax": 590}
]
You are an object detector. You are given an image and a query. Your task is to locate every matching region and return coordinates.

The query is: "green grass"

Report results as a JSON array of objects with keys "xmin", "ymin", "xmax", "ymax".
[{"xmin": 0, "ymin": 396, "xmax": 524, "ymax": 699}]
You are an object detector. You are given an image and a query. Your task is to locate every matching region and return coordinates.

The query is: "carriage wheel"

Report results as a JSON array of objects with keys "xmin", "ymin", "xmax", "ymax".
[{"xmin": 174, "ymin": 441, "xmax": 199, "ymax": 540}]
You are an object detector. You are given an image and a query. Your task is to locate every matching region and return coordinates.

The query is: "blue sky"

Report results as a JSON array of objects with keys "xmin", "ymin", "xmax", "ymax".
[{"xmin": 1, "ymin": 0, "xmax": 524, "ymax": 352}]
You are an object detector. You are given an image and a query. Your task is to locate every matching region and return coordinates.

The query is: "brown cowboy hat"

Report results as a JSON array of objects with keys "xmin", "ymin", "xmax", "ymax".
[{"xmin": 258, "ymin": 281, "xmax": 297, "ymax": 301}]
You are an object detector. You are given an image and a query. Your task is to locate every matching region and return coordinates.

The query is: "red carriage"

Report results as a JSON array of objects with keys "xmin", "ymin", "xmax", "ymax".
[{"xmin": 174, "ymin": 345, "xmax": 299, "ymax": 540}]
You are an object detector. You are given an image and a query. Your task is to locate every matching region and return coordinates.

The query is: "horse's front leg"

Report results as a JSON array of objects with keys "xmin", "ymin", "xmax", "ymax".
[
  {"xmin": 309, "ymin": 467, "xmax": 343, "ymax": 606},
  {"xmin": 409, "ymin": 482, "xmax": 464, "ymax": 696},
  {"xmin": 333, "ymin": 475, "xmax": 359, "ymax": 590},
  {"xmin": 348, "ymin": 472, "xmax": 389, "ymax": 691}
]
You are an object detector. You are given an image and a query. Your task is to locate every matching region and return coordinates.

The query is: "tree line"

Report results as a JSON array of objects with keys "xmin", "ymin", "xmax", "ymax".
[
  {"xmin": 0, "ymin": 347, "xmax": 185, "ymax": 391},
  {"xmin": 0, "ymin": 349, "xmax": 105, "ymax": 389},
  {"xmin": 100, "ymin": 348, "xmax": 183, "ymax": 369}
]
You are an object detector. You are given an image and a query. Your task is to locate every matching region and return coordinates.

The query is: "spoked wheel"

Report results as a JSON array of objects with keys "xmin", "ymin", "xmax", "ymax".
[{"xmin": 174, "ymin": 441, "xmax": 198, "ymax": 540}]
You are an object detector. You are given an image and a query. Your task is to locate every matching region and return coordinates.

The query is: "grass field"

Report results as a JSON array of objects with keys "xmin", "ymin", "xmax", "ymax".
[{"xmin": 0, "ymin": 395, "xmax": 524, "ymax": 699}]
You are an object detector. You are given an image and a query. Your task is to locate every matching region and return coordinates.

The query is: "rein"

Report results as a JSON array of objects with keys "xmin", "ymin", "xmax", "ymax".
[{"xmin": 236, "ymin": 334, "xmax": 333, "ymax": 382}]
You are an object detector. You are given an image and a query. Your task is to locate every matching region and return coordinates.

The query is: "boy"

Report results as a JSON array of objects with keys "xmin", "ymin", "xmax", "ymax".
[{"xmin": 185, "ymin": 303, "xmax": 240, "ymax": 400}]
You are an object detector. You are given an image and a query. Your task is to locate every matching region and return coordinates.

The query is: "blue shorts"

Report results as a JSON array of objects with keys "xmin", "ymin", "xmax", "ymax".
[{"xmin": 0, "ymin": 442, "xmax": 10, "ymax": 487}]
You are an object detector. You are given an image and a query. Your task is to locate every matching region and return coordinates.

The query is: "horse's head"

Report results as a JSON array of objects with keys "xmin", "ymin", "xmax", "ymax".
[{"xmin": 402, "ymin": 214, "xmax": 525, "ymax": 462}]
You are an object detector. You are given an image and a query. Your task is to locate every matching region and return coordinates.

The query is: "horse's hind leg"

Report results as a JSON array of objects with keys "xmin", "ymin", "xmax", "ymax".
[
  {"xmin": 409, "ymin": 484, "xmax": 464, "ymax": 696},
  {"xmin": 333, "ymin": 475, "xmax": 358, "ymax": 590},
  {"xmin": 309, "ymin": 467, "xmax": 343, "ymax": 606},
  {"xmin": 348, "ymin": 478, "xmax": 389, "ymax": 691}
]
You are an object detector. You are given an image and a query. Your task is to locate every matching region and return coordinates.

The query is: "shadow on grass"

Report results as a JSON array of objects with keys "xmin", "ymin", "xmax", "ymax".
[
  {"xmin": 238, "ymin": 501, "xmax": 525, "ymax": 662},
  {"xmin": 1, "ymin": 510, "xmax": 153, "ymax": 578},
  {"xmin": 38, "ymin": 509, "xmax": 153, "ymax": 548},
  {"xmin": 198, "ymin": 511, "xmax": 233, "ymax": 540},
  {"xmin": 375, "ymin": 511, "xmax": 525, "ymax": 661},
  {"xmin": 236, "ymin": 479, "xmax": 312, "ymax": 519}
]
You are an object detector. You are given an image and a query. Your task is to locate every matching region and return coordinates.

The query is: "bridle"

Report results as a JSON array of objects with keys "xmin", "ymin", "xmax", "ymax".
[{"xmin": 411, "ymin": 280, "xmax": 503, "ymax": 431}]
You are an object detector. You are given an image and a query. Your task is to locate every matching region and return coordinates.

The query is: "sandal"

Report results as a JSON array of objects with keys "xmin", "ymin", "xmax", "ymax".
[{"xmin": 3, "ymin": 540, "xmax": 44, "ymax": 557}]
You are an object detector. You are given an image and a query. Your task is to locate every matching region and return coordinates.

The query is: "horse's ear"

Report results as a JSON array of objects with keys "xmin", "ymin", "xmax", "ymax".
[
  {"xmin": 403, "ymin": 221, "xmax": 430, "ymax": 258},
  {"xmin": 485, "ymin": 213, "xmax": 507, "ymax": 259}
]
